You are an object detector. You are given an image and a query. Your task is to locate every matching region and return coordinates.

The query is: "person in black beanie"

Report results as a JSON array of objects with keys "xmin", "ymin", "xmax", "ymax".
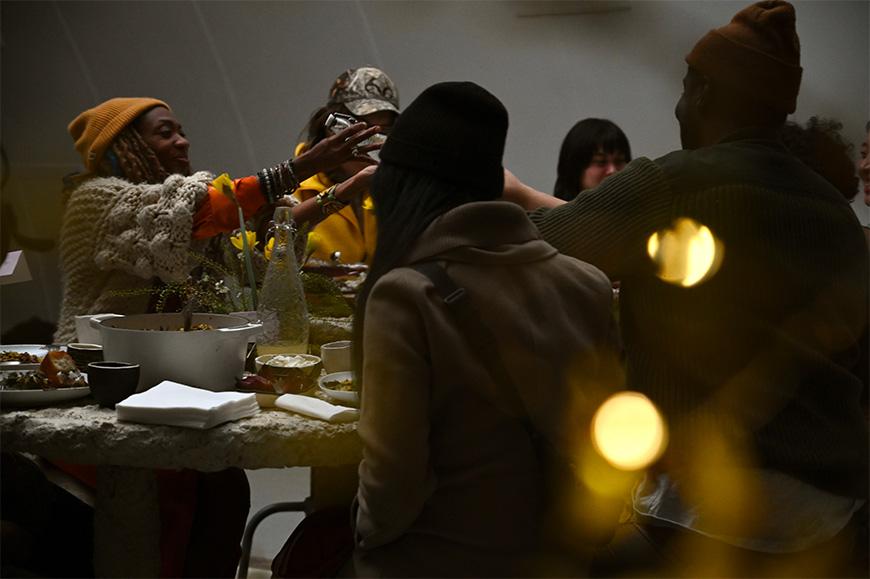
[{"xmin": 349, "ymin": 82, "xmax": 619, "ymax": 576}]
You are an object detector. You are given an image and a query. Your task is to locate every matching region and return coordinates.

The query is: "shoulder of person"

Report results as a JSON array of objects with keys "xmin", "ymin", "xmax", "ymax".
[
  {"xmin": 75, "ymin": 171, "xmax": 212, "ymax": 191},
  {"xmin": 652, "ymin": 145, "xmax": 747, "ymax": 193},
  {"xmin": 550, "ymin": 252, "xmax": 613, "ymax": 297},
  {"xmin": 168, "ymin": 171, "xmax": 213, "ymax": 188}
]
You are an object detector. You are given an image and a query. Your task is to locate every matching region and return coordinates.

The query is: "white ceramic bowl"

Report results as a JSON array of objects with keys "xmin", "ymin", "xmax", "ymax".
[
  {"xmin": 95, "ymin": 313, "xmax": 262, "ymax": 392},
  {"xmin": 317, "ymin": 371, "xmax": 359, "ymax": 407}
]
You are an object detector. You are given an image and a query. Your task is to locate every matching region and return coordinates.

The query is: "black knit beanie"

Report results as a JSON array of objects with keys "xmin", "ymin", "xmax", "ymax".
[{"xmin": 379, "ymin": 81, "xmax": 508, "ymax": 199}]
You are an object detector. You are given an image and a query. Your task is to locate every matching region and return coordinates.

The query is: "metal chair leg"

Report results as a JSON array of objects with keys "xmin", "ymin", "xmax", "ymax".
[{"xmin": 236, "ymin": 501, "xmax": 306, "ymax": 579}]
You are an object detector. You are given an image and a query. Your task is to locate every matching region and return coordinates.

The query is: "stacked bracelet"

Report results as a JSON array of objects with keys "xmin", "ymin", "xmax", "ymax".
[
  {"xmin": 316, "ymin": 185, "xmax": 347, "ymax": 216},
  {"xmin": 257, "ymin": 159, "xmax": 301, "ymax": 204}
]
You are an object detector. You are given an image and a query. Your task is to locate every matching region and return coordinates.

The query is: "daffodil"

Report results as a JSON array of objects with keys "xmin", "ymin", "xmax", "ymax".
[
  {"xmin": 212, "ymin": 173, "xmax": 258, "ymax": 309},
  {"xmin": 212, "ymin": 173, "xmax": 237, "ymax": 204},
  {"xmin": 264, "ymin": 237, "xmax": 275, "ymax": 261},
  {"xmin": 230, "ymin": 230, "xmax": 258, "ymax": 252}
]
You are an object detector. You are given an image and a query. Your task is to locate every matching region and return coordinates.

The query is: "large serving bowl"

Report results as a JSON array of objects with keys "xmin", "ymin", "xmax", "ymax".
[{"xmin": 93, "ymin": 313, "xmax": 262, "ymax": 392}]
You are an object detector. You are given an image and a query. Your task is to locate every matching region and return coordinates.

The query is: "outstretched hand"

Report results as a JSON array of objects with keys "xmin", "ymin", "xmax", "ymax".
[
  {"xmin": 502, "ymin": 168, "xmax": 564, "ymax": 210},
  {"xmin": 293, "ymin": 123, "xmax": 381, "ymax": 179},
  {"xmin": 335, "ymin": 164, "xmax": 377, "ymax": 204}
]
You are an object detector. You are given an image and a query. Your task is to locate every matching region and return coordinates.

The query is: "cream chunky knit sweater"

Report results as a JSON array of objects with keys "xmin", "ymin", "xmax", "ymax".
[{"xmin": 54, "ymin": 171, "xmax": 212, "ymax": 343}]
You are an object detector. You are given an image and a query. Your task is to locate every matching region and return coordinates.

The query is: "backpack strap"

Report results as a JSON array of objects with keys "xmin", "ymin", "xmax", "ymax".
[{"xmin": 409, "ymin": 261, "xmax": 528, "ymax": 421}]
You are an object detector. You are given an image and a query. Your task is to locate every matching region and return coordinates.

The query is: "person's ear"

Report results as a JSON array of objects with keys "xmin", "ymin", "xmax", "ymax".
[
  {"xmin": 696, "ymin": 72, "xmax": 725, "ymax": 118},
  {"xmin": 692, "ymin": 73, "xmax": 714, "ymax": 114}
]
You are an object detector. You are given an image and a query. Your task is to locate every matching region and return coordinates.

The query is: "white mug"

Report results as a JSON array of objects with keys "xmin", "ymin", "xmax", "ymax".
[{"xmin": 320, "ymin": 340, "xmax": 352, "ymax": 374}]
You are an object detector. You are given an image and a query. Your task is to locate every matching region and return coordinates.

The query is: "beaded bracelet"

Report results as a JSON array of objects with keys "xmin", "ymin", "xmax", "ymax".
[
  {"xmin": 274, "ymin": 164, "xmax": 286, "ymax": 196},
  {"xmin": 256, "ymin": 169, "xmax": 276, "ymax": 204},
  {"xmin": 281, "ymin": 160, "xmax": 300, "ymax": 192},
  {"xmin": 316, "ymin": 185, "xmax": 346, "ymax": 216},
  {"xmin": 257, "ymin": 159, "xmax": 301, "ymax": 204}
]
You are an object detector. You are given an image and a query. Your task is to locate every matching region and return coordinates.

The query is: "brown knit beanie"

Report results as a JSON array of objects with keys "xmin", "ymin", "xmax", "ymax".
[
  {"xmin": 68, "ymin": 97, "xmax": 170, "ymax": 172},
  {"xmin": 686, "ymin": 0, "xmax": 802, "ymax": 114}
]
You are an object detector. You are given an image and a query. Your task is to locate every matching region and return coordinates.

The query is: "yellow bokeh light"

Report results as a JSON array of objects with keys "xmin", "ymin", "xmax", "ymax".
[
  {"xmin": 591, "ymin": 391, "xmax": 667, "ymax": 470},
  {"xmin": 646, "ymin": 218, "xmax": 723, "ymax": 287}
]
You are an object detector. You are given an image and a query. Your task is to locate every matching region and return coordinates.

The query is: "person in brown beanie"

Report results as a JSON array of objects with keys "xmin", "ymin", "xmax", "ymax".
[{"xmin": 504, "ymin": 1, "xmax": 868, "ymax": 576}]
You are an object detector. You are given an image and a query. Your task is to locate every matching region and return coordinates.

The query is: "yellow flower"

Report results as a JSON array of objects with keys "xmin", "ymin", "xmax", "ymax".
[
  {"xmin": 307, "ymin": 231, "xmax": 325, "ymax": 255},
  {"xmin": 362, "ymin": 196, "xmax": 375, "ymax": 211},
  {"xmin": 264, "ymin": 237, "xmax": 275, "ymax": 261},
  {"xmin": 212, "ymin": 173, "xmax": 237, "ymax": 204},
  {"xmin": 230, "ymin": 230, "xmax": 258, "ymax": 252}
]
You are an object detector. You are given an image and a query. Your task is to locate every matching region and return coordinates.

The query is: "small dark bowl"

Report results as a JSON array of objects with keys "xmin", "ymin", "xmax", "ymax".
[
  {"xmin": 67, "ymin": 343, "xmax": 103, "ymax": 372},
  {"xmin": 87, "ymin": 361, "xmax": 140, "ymax": 408}
]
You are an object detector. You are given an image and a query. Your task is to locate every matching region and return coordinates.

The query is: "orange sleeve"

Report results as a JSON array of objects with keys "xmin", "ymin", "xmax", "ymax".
[{"xmin": 192, "ymin": 175, "xmax": 267, "ymax": 239}]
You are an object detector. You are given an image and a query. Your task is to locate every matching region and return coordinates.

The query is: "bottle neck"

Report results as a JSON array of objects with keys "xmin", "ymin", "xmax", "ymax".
[{"xmin": 273, "ymin": 223, "xmax": 293, "ymax": 247}]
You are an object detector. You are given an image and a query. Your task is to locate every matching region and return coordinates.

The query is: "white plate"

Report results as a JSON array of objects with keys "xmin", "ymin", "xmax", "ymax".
[
  {"xmin": 0, "ymin": 369, "xmax": 89, "ymax": 408},
  {"xmin": 0, "ymin": 344, "xmax": 55, "ymax": 371},
  {"xmin": 0, "ymin": 386, "xmax": 91, "ymax": 408},
  {"xmin": 317, "ymin": 371, "xmax": 359, "ymax": 407}
]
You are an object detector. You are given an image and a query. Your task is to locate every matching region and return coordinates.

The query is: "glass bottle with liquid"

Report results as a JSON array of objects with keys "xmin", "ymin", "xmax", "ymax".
[{"xmin": 256, "ymin": 206, "xmax": 309, "ymax": 355}]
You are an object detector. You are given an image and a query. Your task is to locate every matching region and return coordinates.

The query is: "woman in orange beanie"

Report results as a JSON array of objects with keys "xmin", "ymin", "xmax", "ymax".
[
  {"xmin": 53, "ymin": 97, "xmax": 381, "ymax": 578},
  {"xmin": 56, "ymin": 97, "xmax": 380, "ymax": 344}
]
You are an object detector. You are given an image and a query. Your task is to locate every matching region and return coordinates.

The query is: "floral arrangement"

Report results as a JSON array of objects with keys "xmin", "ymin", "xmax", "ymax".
[
  {"xmin": 108, "ymin": 174, "xmax": 351, "ymax": 316},
  {"xmin": 212, "ymin": 174, "xmax": 259, "ymax": 308}
]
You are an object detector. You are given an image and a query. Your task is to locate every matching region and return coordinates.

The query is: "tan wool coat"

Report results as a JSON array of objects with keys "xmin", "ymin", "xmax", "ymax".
[{"xmin": 353, "ymin": 201, "xmax": 617, "ymax": 577}]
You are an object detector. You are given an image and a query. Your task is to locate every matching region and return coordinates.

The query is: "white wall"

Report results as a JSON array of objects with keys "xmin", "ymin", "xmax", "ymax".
[{"xmin": 2, "ymin": 0, "xmax": 868, "ymax": 335}]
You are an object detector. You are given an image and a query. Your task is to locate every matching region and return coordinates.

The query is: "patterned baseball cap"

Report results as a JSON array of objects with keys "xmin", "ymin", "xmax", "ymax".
[{"xmin": 328, "ymin": 67, "xmax": 400, "ymax": 116}]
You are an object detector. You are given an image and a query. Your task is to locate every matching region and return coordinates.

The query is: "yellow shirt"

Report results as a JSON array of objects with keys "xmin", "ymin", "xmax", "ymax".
[{"xmin": 292, "ymin": 144, "xmax": 377, "ymax": 264}]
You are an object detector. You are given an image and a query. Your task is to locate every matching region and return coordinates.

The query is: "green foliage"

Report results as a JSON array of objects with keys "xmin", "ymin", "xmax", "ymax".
[{"xmin": 302, "ymin": 272, "xmax": 352, "ymax": 318}]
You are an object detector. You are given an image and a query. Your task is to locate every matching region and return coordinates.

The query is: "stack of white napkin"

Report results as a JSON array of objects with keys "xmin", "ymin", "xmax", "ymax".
[
  {"xmin": 116, "ymin": 381, "xmax": 260, "ymax": 429},
  {"xmin": 275, "ymin": 394, "xmax": 359, "ymax": 423}
]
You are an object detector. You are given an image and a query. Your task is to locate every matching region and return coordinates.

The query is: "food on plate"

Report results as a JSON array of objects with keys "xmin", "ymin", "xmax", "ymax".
[
  {"xmin": 0, "ymin": 351, "xmax": 40, "ymax": 363},
  {"xmin": 1, "ymin": 369, "xmax": 87, "ymax": 390},
  {"xmin": 323, "ymin": 378, "xmax": 354, "ymax": 392},
  {"xmin": 40, "ymin": 351, "xmax": 80, "ymax": 385}
]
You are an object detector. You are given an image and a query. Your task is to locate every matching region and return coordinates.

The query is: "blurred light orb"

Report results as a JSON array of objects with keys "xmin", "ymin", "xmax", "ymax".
[
  {"xmin": 647, "ymin": 218, "xmax": 723, "ymax": 287},
  {"xmin": 591, "ymin": 391, "xmax": 667, "ymax": 470}
]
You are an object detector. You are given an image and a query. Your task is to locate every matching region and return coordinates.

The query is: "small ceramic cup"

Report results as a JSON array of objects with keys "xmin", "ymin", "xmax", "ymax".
[
  {"xmin": 87, "ymin": 361, "xmax": 140, "ymax": 409},
  {"xmin": 320, "ymin": 341, "xmax": 352, "ymax": 374},
  {"xmin": 67, "ymin": 343, "xmax": 103, "ymax": 372}
]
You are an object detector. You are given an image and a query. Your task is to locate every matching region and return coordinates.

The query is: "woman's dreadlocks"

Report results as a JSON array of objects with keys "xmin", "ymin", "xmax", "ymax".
[{"xmin": 96, "ymin": 125, "xmax": 169, "ymax": 184}]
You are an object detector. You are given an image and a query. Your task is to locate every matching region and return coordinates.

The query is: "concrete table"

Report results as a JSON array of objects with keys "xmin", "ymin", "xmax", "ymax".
[{"xmin": 1, "ymin": 402, "xmax": 362, "ymax": 577}]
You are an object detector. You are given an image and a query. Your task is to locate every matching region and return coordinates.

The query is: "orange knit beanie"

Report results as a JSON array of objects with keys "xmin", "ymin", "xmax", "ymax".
[
  {"xmin": 686, "ymin": 0, "xmax": 802, "ymax": 115},
  {"xmin": 68, "ymin": 97, "xmax": 170, "ymax": 172}
]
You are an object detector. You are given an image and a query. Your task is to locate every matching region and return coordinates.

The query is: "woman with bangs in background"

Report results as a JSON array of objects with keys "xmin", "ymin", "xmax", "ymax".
[{"xmin": 554, "ymin": 118, "xmax": 632, "ymax": 202}]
